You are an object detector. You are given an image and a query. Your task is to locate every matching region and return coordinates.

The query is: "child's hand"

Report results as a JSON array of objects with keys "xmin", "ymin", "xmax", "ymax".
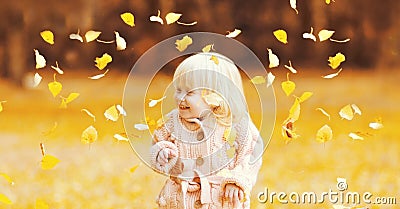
[
  {"xmin": 224, "ymin": 183, "xmax": 244, "ymax": 208},
  {"xmin": 157, "ymin": 148, "xmax": 177, "ymax": 166}
]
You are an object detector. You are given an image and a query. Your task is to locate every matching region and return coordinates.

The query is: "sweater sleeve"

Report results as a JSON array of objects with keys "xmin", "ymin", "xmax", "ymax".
[{"xmin": 220, "ymin": 117, "xmax": 263, "ymax": 195}]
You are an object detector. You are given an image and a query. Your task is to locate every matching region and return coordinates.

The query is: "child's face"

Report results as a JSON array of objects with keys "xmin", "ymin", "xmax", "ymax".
[{"xmin": 174, "ymin": 87, "xmax": 211, "ymax": 120}]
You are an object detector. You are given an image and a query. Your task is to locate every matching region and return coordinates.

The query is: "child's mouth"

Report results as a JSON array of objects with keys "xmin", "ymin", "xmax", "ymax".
[{"xmin": 179, "ymin": 104, "xmax": 190, "ymax": 110}]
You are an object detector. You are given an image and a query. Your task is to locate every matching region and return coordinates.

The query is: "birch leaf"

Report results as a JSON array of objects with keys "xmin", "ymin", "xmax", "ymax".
[
  {"xmin": 104, "ymin": 105, "xmax": 119, "ymax": 121},
  {"xmin": 339, "ymin": 104, "xmax": 354, "ymax": 120},
  {"xmin": 69, "ymin": 30, "xmax": 83, "ymax": 42},
  {"xmin": 267, "ymin": 48, "xmax": 279, "ymax": 68},
  {"xmin": 175, "ymin": 35, "xmax": 192, "ymax": 52},
  {"xmin": 281, "ymin": 73, "xmax": 296, "ymax": 96},
  {"xmin": 115, "ymin": 31, "xmax": 127, "ymax": 50},
  {"xmin": 88, "ymin": 69, "xmax": 109, "ymax": 80},
  {"xmin": 226, "ymin": 29, "xmax": 241, "ymax": 38},
  {"xmin": 41, "ymin": 154, "xmax": 60, "ymax": 170},
  {"xmin": 298, "ymin": 91, "xmax": 313, "ymax": 103},
  {"xmin": 120, "ymin": 12, "xmax": 135, "ymax": 27},
  {"xmin": 65, "ymin": 93, "xmax": 80, "ymax": 103},
  {"xmin": 116, "ymin": 104, "xmax": 127, "ymax": 116},
  {"xmin": 210, "ymin": 55, "xmax": 219, "ymax": 65},
  {"xmin": 0, "ymin": 173, "xmax": 14, "ymax": 185},
  {"xmin": 284, "ymin": 60, "xmax": 297, "ymax": 73},
  {"xmin": 302, "ymin": 27, "xmax": 316, "ymax": 42},
  {"xmin": 328, "ymin": 52, "xmax": 345, "ymax": 69},
  {"xmin": 351, "ymin": 104, "xmax": 362, "ymax": 115},
  {"xmin": 0, "ymin": 193, "xmax": 12, "ymax": 205},
  {"xmin": 323, "ymin": 68, "xmax": 342, "ymax": 79},
  {"xmin": 369, "ymin": 122, "xmax": 383, "ymax": 130},
  {"xmin": 85, "ymin": 30, "xmax": 102, "ymax": 43},
  {"xmin": 290, "ymin": 0, "xmax": 299, "ymax": 14},
  {"xmin": 348, "ymin": 132, "xmax": 364, "ymax": 140},
  {"xmin": 150, "ymin": 10, "xmax": 164, "ymax": 24},
  {"xmin": 273, "ymin": 29, "xmax": 288, "ymax": 44},
  {"xmin": 114, "ymin": 133, "xmax": 129, "ymax": 142},
  {"xmin": 34, "ymin": 49, "xmax": 46, "ymax": 69},
  {"xmin": 51, "ymin": 61, "xmax": 64, "ymax": 74},
  {"xmin": 81, "ymin": 125, "xmax": 98, "ymax": 144},
  {"xmin": 318, "ymin": 29, "xmax": 335, "ymax": 42},
  {"xmin": 316, "ymin": 124, "xmax": 333, "ymax": 143},
  {"xmin": 95, "ymin": 53, "xmax": 112, "ymax": 70},
  {"xmin": 202, "ymin": 44, "xmax": 214, "ymax": 52},
  {"xmin": 48, "ymin": 74, "xmax": 62, "ymax": 98},
  {"xmin": 40, "ymin": 30, "xmax": 54, "ymax": 45},
  {"xmin": 267, "ymin": 72, "xmax": 275, "ymax": 88},
  {"xmin": 33, "ymin": 73, "xmax": 42, "ymax": 88},
  {"xmin": 165, "ymin": 12, "xmax": 182, "ymax": 24}
]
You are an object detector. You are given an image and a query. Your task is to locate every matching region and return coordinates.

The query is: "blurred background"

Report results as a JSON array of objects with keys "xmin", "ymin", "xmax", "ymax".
[{"xmin": 0, "ymin": 0, "xmax": 399, "ymax": 208}]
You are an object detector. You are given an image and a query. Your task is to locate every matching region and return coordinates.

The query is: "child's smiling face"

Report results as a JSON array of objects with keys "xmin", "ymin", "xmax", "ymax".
[{"xmin": 174, "ymin": 87, "xmax": 211, "ymax": 121}]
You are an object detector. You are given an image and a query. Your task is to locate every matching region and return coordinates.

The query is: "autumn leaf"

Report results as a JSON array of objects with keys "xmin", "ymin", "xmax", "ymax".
[
  {"xmin": 273, "ymin": 29, "xmax": 288, "ymax": 44},
  {"xmin": 34, "ymin": 49, "xmax": 46, "ymax": 69},
  {"xmin": 298, "ymin": 91, "xmax": 313, "ymax": 103},
  {"xmin": 339, "ymin": 104, "xmax": 354, "ymax": 120},
  {"xmin": 322, "ymin": 68, "xmax": 342, "ymax": 79},
  {"xmin": 150, "ymin": 10, "xmax": 164, "ymax": 24},
  {"xmin": 40, "ymin": 30, "xmax": 54, "ymax": 45},
  {"xmin": 51, "ymin": 61, "xmax": 64, "ymax": 74},
  {"xmin": 369, "ymin": 121, "xmax": 383, "ymax": 130},
  {"xmin": 165, "ymin": 12, "xmax": 182, "ymax": 24},
  {"xmin": 33, "ymin": 73, "xmax": 42, "ymax": 88},
  {"xmin": 267, "ymin": 48, "xmax": 279, "ymax": 68},
  {"xmin": 250, "ymin": 76, "xmax": 266, "ymax": 85},
  {"xmin": 116, "ymin": 104, "xmax": 127, "ymax": 116},
  {"xmin": 41, "ymin": 154, "xmax": 60, "ymax": 170},
  {"xmin": 318, "ymin": 29, "xmax": 335, "ymax": 42},
  {"xmin": 175, "ymin": 35, "xmax": 192, "ymax": 52},
  {"xmin": 104, "ymin": 105, "xmax": 119, "ymax": 121},
  {"xmin": 290, "ymin": 0, "xmax": 299, "ymax": 14},
  {"xmin": 267, "ymin": 72, "xmax": 275, "ymax": 88},
  {"xmin": 303, "ymin": 27, "xmax": 316, "ymax": 42},
  {"xmin": 281, "ymin": 73, "xmax": 296, "ymax": 96},
  {"xmin": 120, "ymin": 12, "xmax": 135, "ymax": 27},
  {"xmin": 288, "ymin": 98, "xmax": 300, "ymax": 122},
  {"xmin": 88, "ymin": 69, "xmax": 109, "ymax": 80},
  {"xmin": 130, "ymin": 164, "xmax": 140, "ymax": 173},
  {"xmin": 348, "ymin": 132, "xmax": 364, "ymax": 140},
  {"xmin": 210, "ymin": 55, "xmax": 219, "ymax": 65},
  {"xmin": 95, "ymin": 53, "xmax": 112, "ymax": 70},
  {"xmin": 65, "ymin": 93, "xmax": 79, "ymax": 103},
  {"xmin": 202, "ymin": 44, "xmax": 214, "ymax": 52},
  {"xmin": 0, "ymin": 193, "xmax": 12, "ymax": 205},
  {"xmin": 351, "ymin": 104, "xmax": 362, "ymax": 115},
  {"xmin": 284, "ymin": 60, "xmax": 297, "ymax": 73},
  {"xmin": 115, "ymin": 31, "xmax": 127, "ymax": 50},
  {"xmin": 148, "ymin": 96, "xmax": 167, "ymax": 107},
  {"xmin": 81, "ymin": 125, "xmax": 98, "ymax": 144},
  {"xmin": 85, "ymin": 30, "xmax": 102, "ymax": 42},
  {"xmin": 226, "ymin": 29, "xmax": 241, "ymax": 38},
  {"xmin": 35, "ymin": 198, "xmax": 49, "ymax": 209},
  {"xmin": 48, "ymin": 74, "xmax": 62, "ymax": 98},
  {"xmin": 114, "ymin": 133, "xmax": 129, "ymax": 142},
  {"xmin": 316, "ymin": 124, "xmax": 333, "ymax": 143},
  {"xmin": 328, "ymin": 52, "xmax": 345, "ymax": 69},
  {"xmin": 69, "ymin": 29, "xmax": 84, "ymax": 42}
]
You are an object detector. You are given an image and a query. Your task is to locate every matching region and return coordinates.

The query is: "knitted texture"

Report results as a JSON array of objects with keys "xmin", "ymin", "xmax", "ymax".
[{"xmin": 151, "ymin": 109, "xmax": 262, "ymax": 209}]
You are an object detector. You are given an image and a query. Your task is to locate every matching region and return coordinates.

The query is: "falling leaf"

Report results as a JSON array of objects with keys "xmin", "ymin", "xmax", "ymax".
[
  {"xmin": 41, "ymin": 154, "xmax": 60, "ymax": 170},
  {"xmin": 250, "ymin": 76, "xmax": 266, "ymax": 85},
  {"xmin": 51, "ymin": 61, "xmax": 64, "ymax": 74},
  {"xmin": 226, "ymin": 29, "xmax": 241, "ymax": 38},
  {"xmin": 318, "ymin": 29, "xmax": 335, "ymax": 42},
  {"xmin": 369, "ymin": 122, "xmax": 383, "ymax": 130},
  {"xmin": 302, "ymin": 27, "xmax": 316, "ymax": 42},
  {"xmin": 0, "ymin": 101, "xmax": 5, "ymax": 113},
  {"xmin": 33, "ymin": 73, "xmax": 42, "ymax": 87},
  {"xmin": 339, "ymin": 104, "xmax": 354, "ymax": 120},
  {"xmin": 282, "ymin": 121, "xmax": 300, "ymax": 143},
  {"xmin": 65, "ymin": 93, "xmax": 80, "ymax": 104},
  {"xmin": 210, "ymin": 55, "xmax": 219, "ymax": 65},
  {"xmin": 0, "ymin": 173, "xmax": 14, "ymax": 185},
  {"xmin": 316, "ymin": 124, "xmax": 333, "ymax": 143},
  {"xmin": 35, "ymin": 198, "xmax": 49, "ymax": 209},
  {"xmin": 115, "ymin": 31, "xmax": 127, "ymax": 51},
  {"xmin": 134, "ymin": 123, "xmax": 149, "ymax": 131},
  {"xmin": 165, "ymin": 12, "xmax": 182, "ymax": 24},
  {"xmin": 330, "ymin": 38, "xmax": 350, "ymax": 43},
  {"xmin": 281, "ymin": 73, "xmax": 296, "ymax": 96},
  {"xmin": 284, "ymin": 60, "xmax": 297, "ymax": 73},
  {"xmin": 88, "ymin": 69, "xmax": 109, "ymax": 80},
  {"xmin": 267, "ymin": 48, "xmax": 279, "ymax": 68},
  {"xmin": 120, "ymin": 12, "xmax": 135, "ymax": 27},
  {"xmin": 328, "ymin": 52, "xmax": 345, "ymax": 69},
  {"xmin": 273, "ymin": 29, "xmax": 288, "ymax": 44},
  {"xmin": 40, "ymin": 30, "xmax": 54, "ymax": 45},
  {"xmin": 104, "ymin": 105, "xmax": 119, "ymax": 121},
  {"xmin": 175, "ymin": 35, "xmax": 192, "ymax": 52},
  {"xmin": 0, "ymin": 193, "xmax": 12, "ymax": 205},
  {"xmin": 148, "ymin": 96, "xmax": 167, "ymax": 107},
  {"xmin": 202, "ymin": 44, "xmax": 214, "ymax": 52},
  {"xmin": 95, "ymin": 53, "xmax": 112, "ymax": 70},
  {"xmin": 150, "ymin": 10, "xmax": 164, "ymax": 24},
  {"xmin": 323, "ymin": 68, "xmax": 343, "ymax": 79},
  {"xmin": 351, "ymin": 104, "xmax": 362, "ymax": 115},
  {"xmin": 69, "ymin": 29, "xmax": 83, "ymax": 42},
  {"xmin": 116, "ymin": 104, "xmax": 127, "ymax": 116},
  {"xmin": 298, "ymin": 91, "xmax": 313, "ymax": 103},
  {"xmin": 348, "ymin": 132, "xmax": 364, "ymax": 140},
  {"xmin": 316, "ymin": 108, "xmax": 331, "ymax": 120},
  {"xmin": 48, "ymin": 74, "xmax": 62, "ymax": 98},
  {"xmin": 81, "ymin": 109, "xmax": 96, "ymax": 122},
  {"xmin": 85, "ymin": 30, "xmax": 102, "ymax": 43},
  {"xmin": 267, "ymin": 72, "xmax": 275, "ymax": 88},
  {"xmin": 290, "ymin": 0, "xmax": 299, "ymax": 14},
  {"xmin": 288, "ymin": 98, "xmax": 301, "ymax": 122},
  {"xmin": 114, "ymin": 133, "xmax": 129, "ymax": 142},
  {"xmin": 81, "ymin": 125, "xmax": 98, "ymax": 144},
  {"xmin": 130, "ymin": 164, "xmax": 140, "ymax": 173},
  {"xmin": 34, "ymin": 49, "xmax": 46, "ymax": 69}
]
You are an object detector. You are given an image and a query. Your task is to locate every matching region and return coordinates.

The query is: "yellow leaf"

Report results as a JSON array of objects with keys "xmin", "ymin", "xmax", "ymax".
[
  {"xmin": 35, "ymin": 198, "xmax": 49, "ymax": 209},
  {"xmin": 302, "ymin": 27, "xmax": 316, "ymax": 42},
  {"xmin": 81, "ymin": 108, "xmax": 96, "ymax": 122},
  {"xmin": 281, "ymin": 74, "xmax": 296, "ymax": 96},
  {"xmin": 120, "ymin": 12, "xmax": 135, "ymax": 27},
  {"xmin": 175, "ymin": 35, "xmax": 192, "ymax": 52},
  {"xmin": 318, "ymin": 29, "xmax": 335, "ymax": 42},
  {"xmin": 115, "ymin": 31, "xmax": 127, "ymax": 50},
  {"xmin": 41, "ymin": 154, "xmax": 60, "ymax": 170},
  {"xmin": 339, "ymin": 104, "xmax": 354, "ymax": 120},
  {"xmin": 104, "ymin": 105, "xmax": 119, "ymax": 121},
  {"xmin": 150, "ymin": 10, "xmax": 164, "ymax": 24},
  {"xmin": 328, "ymin": 52, "xmax": 345, "ymax": 69},
  {"xmin": 322, "ymin": 68, "xmax": 342, "ymax": 79},
  {"xmin": 48, "ymin": 74, "xmax": 62, "ymax": 98},
  {"xmin": 65, "ymin": 93, "xmax": 80, "ymax": 104},
  {"xmin": 95, "ymin": 53, "xmax": 112, "ymax": 70},
  {"xmin": 267, "ymin": 72, "xmax": 275, "ymax": 88},
  {"xmin": 288, "ymin": 98, "xmax": 300, "ymax": 122},
  {"xmin": 325, "ymin": 0, "xmax": 333, "ymax": 4},
  {"xmin": 0, "ymin": 101, "xmax": 5, "ymax": 113},
  {"xmin": 348, "ymin": 132, "xmax": 364, "ymax": 140},
  {"xmin": 0, "ymin": 193, "xmax": 12, "ymax": 205},
  {"xmin": 226, "ymin": 29, "xmax": 241, "ymax": 38},
  {"xmin": 85, "ymin": 30, "xmax": 102, "ymax": 42},
  {"xmin": 88, "ymin": 69, "xmax": 109, "ymax": 80},
  {"xmin": 210, "ymin": 55, "xmax": 219, "ymax": 65},
  {"xmin": 165, "ymin": 12, "xmax": 182, "ymax": 24},
  {"xmin": 202, "ymin": 44, "xmax": 214, "ymax": 52},
  {"xmin": 40, "ymin": 30, "xmax": 54, "ymax": 45},
  {"xmin": 273, "ymin": 29, "xmax": 288, "ymax": 44},
  {"xmin": 290, "ymin": 0, "xmax": 299, "ymax": 14},
  {"xmin": 51, "ymin": 61, "xmax": 64, "ymax": 74},
  {"xmin": 114, "ymin": 133, "xmax": 129, "ymax": 142},
  {"xmin": 267, "ymin": 48, "xmax": 279, "ymax": 68},
  {"xmin": 130, "ymin": 164, "xmax": 140, "ymax": 173},
  {"xmin": 316, "ymin": 124, "xmax": 333, "ymax": 143},
  {"xmin": 250, "ymin": 76, "xmax": 266, "ymax": 84},
  {"xmin": 298, "ymin": 91, "xmax": 313, "ymax": 103},
  {"xmin": 316, "ymin": 107, "xmax": 331, "ymax": 120},
  {"xmin": 284, "ymin": 60, "xmax": 297, "ymax": 73},
  {"xmin": 81, "ymin": 125, "xmax": 98, "ymax": 144},
  {"xmin": 0, "ymin": 173, "xmax": 14, "ymax": 185},
  {"xmin": 34, "ymin": 49, "xmax": 46, "ymax": 69},
  {"xmin": 69, "ymin": 29, "xmax": 84, "ymax": 42}
]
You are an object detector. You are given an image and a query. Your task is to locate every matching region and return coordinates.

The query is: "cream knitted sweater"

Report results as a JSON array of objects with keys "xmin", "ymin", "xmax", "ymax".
[{"xmin": 150, "ymin": 109, "xmax": 263, "ymax": 209}]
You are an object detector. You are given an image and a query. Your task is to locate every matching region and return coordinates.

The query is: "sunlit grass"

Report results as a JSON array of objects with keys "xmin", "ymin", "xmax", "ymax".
[{"xmin": 0, "ymin": 69, "xmax": 399, "ymax": 208}]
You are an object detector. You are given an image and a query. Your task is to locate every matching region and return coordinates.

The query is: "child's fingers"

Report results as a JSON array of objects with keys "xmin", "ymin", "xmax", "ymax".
[
  {"xmin": 238, "ymin": 189, "xmax": 244, "ymax": 201},
  {"xmin": 232, "ymin": 189, "xmax": 239, "ymax": 207}
]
